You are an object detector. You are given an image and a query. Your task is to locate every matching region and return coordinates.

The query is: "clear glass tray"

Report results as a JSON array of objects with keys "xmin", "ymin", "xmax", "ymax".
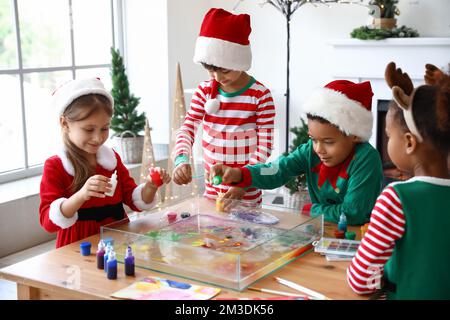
[{"xmin": 101, "ymin": 196, "xmax": 323, "ymax": 291}]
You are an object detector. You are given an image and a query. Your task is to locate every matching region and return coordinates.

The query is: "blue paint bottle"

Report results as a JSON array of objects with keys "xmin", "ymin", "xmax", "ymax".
[
  {"xmin": 106, "ymin": 250, "xmax": 117, "ymax": 280},
  {"xmin": 104, "ymin": 243, "xmax": 112, "ymax": 273},
  {"xmin": 338, "ymin": 212, "xmax": 347, "ymax": 232},
  {"xmin": 103, "ymin": 237, "xmax": 114, "ymax": 247},
  {"xmin": 124, "ymin": 246, "xmax": 135, "ymax": 276},
  {"xmin": 80, "ymin": 242, "xmax": 91, "ymax": 256}
]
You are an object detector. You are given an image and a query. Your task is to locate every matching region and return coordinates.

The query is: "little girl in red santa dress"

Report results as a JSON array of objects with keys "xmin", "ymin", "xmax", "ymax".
[{"xmin": 39, "ymin": 78, "xmax": 170, "ymax": 248}]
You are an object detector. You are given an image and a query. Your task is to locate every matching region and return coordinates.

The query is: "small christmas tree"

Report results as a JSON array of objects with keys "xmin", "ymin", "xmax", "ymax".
[
  {"xmin": 284, "ymin": 118, "xmax": 309, "ymax": 194},
  {"xmin": 110, "ymin": 47, "xmax": 146, "ymax": 137}
]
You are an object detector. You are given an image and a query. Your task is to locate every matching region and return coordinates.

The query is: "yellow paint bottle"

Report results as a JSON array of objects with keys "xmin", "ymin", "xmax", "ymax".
[{"xmin": 216, "ymin": 193, "xmax": 225, "ymax": 212}]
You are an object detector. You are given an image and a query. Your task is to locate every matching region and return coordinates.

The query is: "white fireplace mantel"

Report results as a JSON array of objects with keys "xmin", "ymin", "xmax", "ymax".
[
  {"xmin": 330, "ymin": 37, "xmax": 450, "ymax": 46},
  {"xmin": 329, "ymin": 37, "xmax": 450, "ymax": 147}
]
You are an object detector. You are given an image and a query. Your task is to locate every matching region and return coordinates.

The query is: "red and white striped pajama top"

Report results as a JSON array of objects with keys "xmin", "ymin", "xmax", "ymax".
[
  {"xmin": 347, "ymin": 185, "xmax": 405, "ymax": 294},
  {"xmin": 175, "ymin": 78, "xmax": 275, "ymax": 203}
]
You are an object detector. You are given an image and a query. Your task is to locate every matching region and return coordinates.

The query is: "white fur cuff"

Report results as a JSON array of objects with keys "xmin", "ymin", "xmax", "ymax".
[
  {"xmin": 193, "ymin": 36, "xmax": 252, "ymax": 71},
  {"xmin": 302, "ymin": 87, "xmax": 373, "ymax": 141},
  {"xmin": 49, "ymin": 198, "xmax": 78, "ymax": 229},
  {"xmin": 132, "ymin": 183, "xmax": 158, "ymax": 211}
]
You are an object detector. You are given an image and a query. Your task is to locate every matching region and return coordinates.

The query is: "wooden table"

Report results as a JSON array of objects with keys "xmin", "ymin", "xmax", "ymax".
[{"xmin": 0, "ymin": 198, "xmax": 367, "ymax": 300}]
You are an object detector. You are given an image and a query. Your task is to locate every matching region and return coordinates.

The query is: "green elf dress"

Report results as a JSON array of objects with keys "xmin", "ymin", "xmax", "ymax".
[{"xmin": 234, "ymin": 139, "xmax": 383, "ymax": 225}]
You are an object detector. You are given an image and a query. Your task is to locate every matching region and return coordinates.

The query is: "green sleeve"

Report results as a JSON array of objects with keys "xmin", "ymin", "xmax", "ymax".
[
  {"xmin": 246, "ymin": 141, "xmax": 310, "ymax": 190},
  {"xmin": 310, "ymin": 147, "xmax": 383, "ymax": 225}
]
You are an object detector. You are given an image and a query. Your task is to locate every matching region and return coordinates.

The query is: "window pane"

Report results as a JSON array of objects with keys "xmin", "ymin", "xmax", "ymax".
[
  {"xmin": 72, "ymin": 0, "xmax": 112, "ymax": 65},
  {"xmin": 24, "ymin": 71, "xmax": 72, "ymax": 167},
  {"xmin": 18, "ymin": 0, "xmax": 71, "ymax": 68},
  {"xmin": 76, "ymin": 67, "xmax": 112, "ymax": 91},
  {"xmin": 0, "ymin": 0, "xmax": 18, "ymax": 69},
  {"xmin": 0, "ymin": 75, "xmax": 24, "ymax": 172}
]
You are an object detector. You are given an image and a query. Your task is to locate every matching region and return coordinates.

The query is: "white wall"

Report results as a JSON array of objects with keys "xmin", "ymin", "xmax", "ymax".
[
  {"xmin": 0, "ymin": 196, "xmax": 55, "ymax": 258},
  {"xmin": 124, "ymin": 0, "xmax": 215, "ymax": 146},
  {"xmin": 167, "ymin": 0, "xmax": 213, "ymax": 96},
  {"xmin": 123, "ymin": 0, "xmax": 170, "ymax": 144}
]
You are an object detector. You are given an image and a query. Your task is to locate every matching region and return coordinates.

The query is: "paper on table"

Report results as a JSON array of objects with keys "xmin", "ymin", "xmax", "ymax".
[{"xmin": 111, "ymin": 276, "xmax": 221, "ymax": 300}]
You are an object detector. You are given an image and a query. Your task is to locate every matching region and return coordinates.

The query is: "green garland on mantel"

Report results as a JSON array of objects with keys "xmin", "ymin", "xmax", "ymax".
[{"xmin": 351, "ymin": 25, "xmax": 420, "ymax": 40}]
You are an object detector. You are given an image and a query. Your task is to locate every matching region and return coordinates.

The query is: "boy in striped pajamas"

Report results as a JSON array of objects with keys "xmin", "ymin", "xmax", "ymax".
[
  {"xmin": 347, "ymin": 62, "xmax": 450, "ymax": 299},
  {"xmin": 173, "ymin": 8, "xmax": 275, "ymax": 205}
]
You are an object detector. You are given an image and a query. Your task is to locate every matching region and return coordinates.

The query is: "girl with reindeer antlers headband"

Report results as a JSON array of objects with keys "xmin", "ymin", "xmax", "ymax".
[{"xmin": 347, "ymin": 62, "xmax": 450, "ymax": 299}]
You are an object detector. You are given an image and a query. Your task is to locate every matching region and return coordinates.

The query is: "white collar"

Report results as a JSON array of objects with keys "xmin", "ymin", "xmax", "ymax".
[{"xmin": 56, "ymin": 145, "xmax": 117, "ymax": 176}]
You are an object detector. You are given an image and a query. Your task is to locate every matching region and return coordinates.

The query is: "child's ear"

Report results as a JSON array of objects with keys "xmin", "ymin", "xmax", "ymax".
[
  {"xmin": 404, "ymin": 132, "xmax": 418, "ymax": 155},
  {"xmin": 351, "ymin": 135, "xmax": 362, "ymax": 143},
  {"xmin": 60, "ymin": 116, "xmax": 69, "ymax": 132}
]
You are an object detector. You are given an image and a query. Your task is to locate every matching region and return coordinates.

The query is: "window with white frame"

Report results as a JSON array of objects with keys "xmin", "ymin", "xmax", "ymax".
[{"xmin": 0, "ymin": 0, "xmax": 119, "ymax": 183}]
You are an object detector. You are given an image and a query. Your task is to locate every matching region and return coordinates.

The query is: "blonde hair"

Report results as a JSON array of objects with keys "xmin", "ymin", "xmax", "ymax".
[{"xmin": 61, "ymin": 94, "xmax": 113, "ymax": 192}]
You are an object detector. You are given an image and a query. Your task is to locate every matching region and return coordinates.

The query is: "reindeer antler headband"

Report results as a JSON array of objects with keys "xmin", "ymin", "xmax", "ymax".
[
  {"xmin": 385, "ymin": 62, "xmax": 445, "ymax": 143},
  {"xmin": 385, "ymin": 62, "xmax": 423, "ymax": 142}
]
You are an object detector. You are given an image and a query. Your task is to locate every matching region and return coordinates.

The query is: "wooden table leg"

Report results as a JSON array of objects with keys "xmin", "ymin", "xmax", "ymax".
[{"xmin": 17, "ymin": 283, "xmax": 39, "ymax": 300}]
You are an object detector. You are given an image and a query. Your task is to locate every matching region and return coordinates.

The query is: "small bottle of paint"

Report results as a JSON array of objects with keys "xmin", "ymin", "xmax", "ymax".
[
  {"xmin": 338, "ymin": 212, "xmax": 347, "ymax": 232},
  {"xmin": 106, "ymin": 250, "xmax": 117, "ymax": 280},
  {"xmin": 124, "ymin": 246, "xmax": 135, "ymax": 276},
  {"xmin": 345, "ymin": 231, "xmax": 357, "ymax": 240},
  {"xmin": 96, "ymin": 239, "xmax": 106, "ymax": 270},
  {"xmin": 167, "ymin": 211, "xmax": 177, "ymax": 224},
  {"xmin": 80, "ymin": 242, "xmax": 91, "ymax": 256},
  {"xmin": 216, "ymin": 192, "xmax": 225, "ymax": 212},
  {"xmin": 334, "ymin": 229, "xmax": 345, "ymax": 239},
  {"xmin": 149, "ymin": 168, "xmax": 163, "ymax": 188},
  {"xmin": 103, "ymin": 237, "xmax": 114, "ymax": 247},
  {"xmin": 181, "ymin": 212, "xmax": 191, "ymax": 219},
  {"xmin": 212, "ymin": 175, "xmax": 222, "ymax": 185},
  {"xmin": 104, "ymin": 170, "xmax": 117, "ymax": 197},
  {"xmin": 361, "ymin": 223, "xmax": 369, "ymax": 238},
  {"xmin": 104, "ymin": 243, "xmax": 112, "ymax": 273}
]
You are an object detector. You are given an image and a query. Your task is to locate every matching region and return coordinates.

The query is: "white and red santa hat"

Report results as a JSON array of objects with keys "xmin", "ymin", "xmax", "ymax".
[
  {"xmin": 52, "ymin": 77, "xmax": 114, "ymax": 115},
  {"xmin": 302, "ymin": 80, "xmax": 374, "ymax": 141},
  {"xmin": 193, "ymin": 8, "xmax": 252, "ymax": 114}
]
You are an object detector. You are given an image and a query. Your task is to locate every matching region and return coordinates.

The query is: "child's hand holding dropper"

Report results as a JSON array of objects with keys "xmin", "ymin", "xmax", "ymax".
[
  {"xmin": 210, "ymin": 164, "xmax": 248, "ymax": 211},
  {"xmin": 209, "ymin": 164, "xmax": 242, "ymax": 185},
  {"xmin": 141, "ymin": 167, "xmax": 171, "ymax": 204},
  {"xmin": 61, "ymin": 175, "xmax": 112, "ymax": 219}
]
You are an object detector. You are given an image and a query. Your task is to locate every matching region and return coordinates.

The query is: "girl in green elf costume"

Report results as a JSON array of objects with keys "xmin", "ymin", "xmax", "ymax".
[
  {"xmin": 347, "ymin": 62, "xmax": 450, "ymax": 299},
  {"xmin": 210, "ymin": 80, "xmax": 383, "ymax": 225}
]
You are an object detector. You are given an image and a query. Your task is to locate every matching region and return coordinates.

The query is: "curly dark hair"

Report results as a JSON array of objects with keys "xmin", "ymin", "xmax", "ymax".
[
  {"xmin": 387, "ymin": 100, "xmax": 409, "ymax": 132},
  {"xmin": 306, "ymin": 113, "xmax": 349, "ymax": 136}
]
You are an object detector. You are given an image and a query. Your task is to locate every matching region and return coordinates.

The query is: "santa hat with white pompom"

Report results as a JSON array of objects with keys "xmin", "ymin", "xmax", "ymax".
[{"xmin": 193, "ymin": 8, "xmax": 252, "ymax": 114}]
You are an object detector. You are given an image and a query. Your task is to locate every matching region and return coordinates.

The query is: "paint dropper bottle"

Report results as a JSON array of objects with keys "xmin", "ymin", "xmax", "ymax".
[
  {"xmin": 124, "ymin": 246, "xmax": 135, "ymax": 276},
  {"xmin": 96, "ymin": 239, "xmax": 106, "ymax": 270},
  {"xmin": 104, "ymin": 243, "xmax": 112, "ymax": 273},
  {"xmin": 105, "ymin": 170, "xmax": 117, "ymax": 197},
  {"xmin": 338, "ymin": 212, "xmax": 347, "ymax": 232},
  {"xmin": 106, "ymin": 250, "xmax": 117, "ymax": 280}
]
